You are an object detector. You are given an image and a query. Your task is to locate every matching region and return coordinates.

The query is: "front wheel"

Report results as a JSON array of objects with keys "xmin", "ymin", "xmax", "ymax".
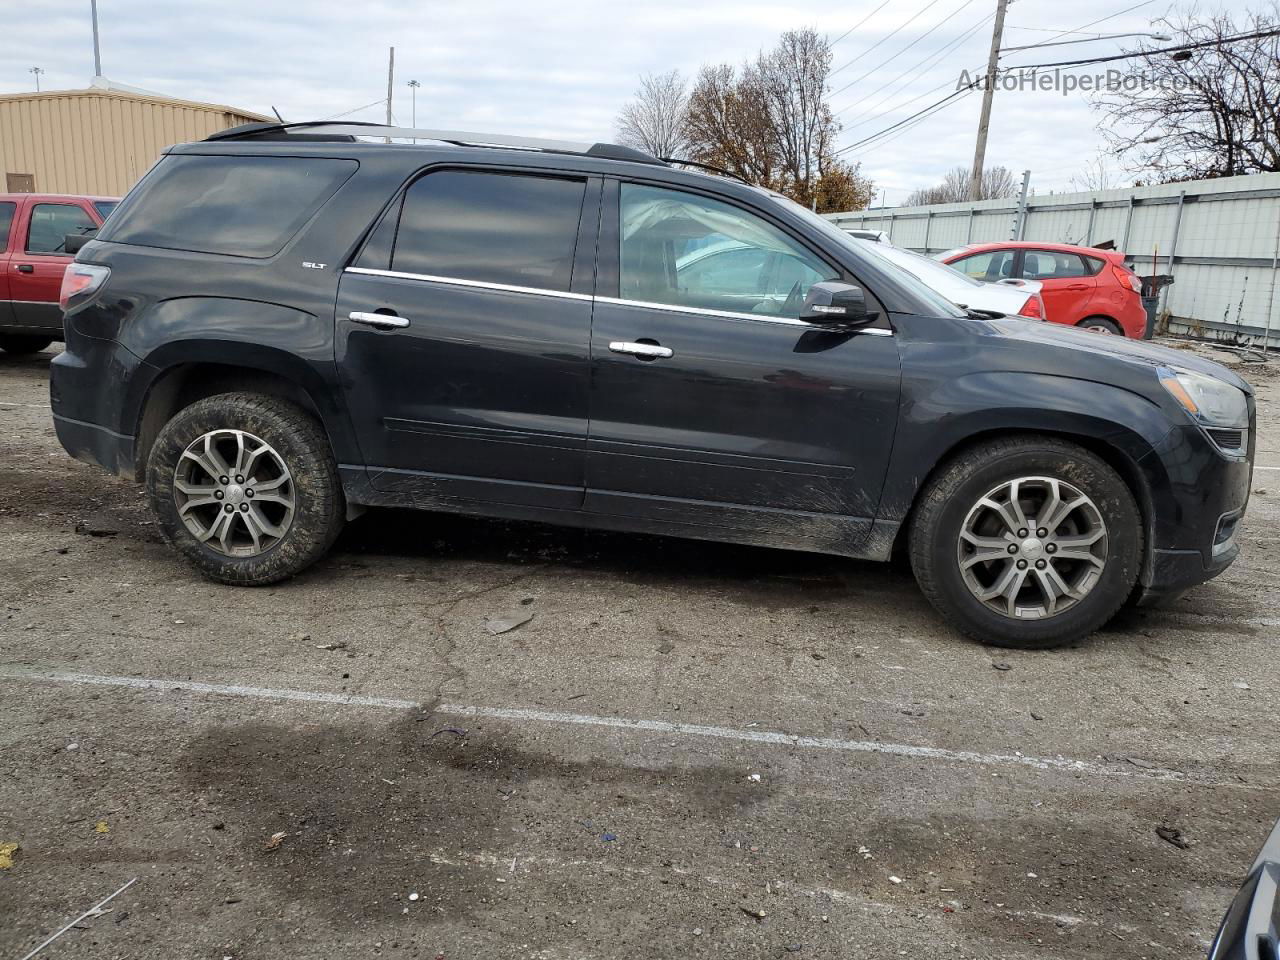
[
  {"xmin": 146, "ymin": 392, "xmax": 345, "ymax": 585},
  {"xmin": 908, "ymin": 437, "xmax": 1142, "ymax": 649}
]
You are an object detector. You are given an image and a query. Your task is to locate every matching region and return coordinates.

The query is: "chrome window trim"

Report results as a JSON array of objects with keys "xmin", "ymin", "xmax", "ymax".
[{"xmin": 343, "ymin": 267, "xmax": 893, "ymax": 336}]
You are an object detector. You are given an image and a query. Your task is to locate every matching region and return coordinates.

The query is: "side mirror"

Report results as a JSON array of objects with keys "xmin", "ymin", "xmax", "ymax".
[
  {"xmin": 800, "ymin": 281, "xmax": 878, "ymax": 327},
  {"xmin": 64, "ymin": 230, "xmax": 97, "ymax": 254}
]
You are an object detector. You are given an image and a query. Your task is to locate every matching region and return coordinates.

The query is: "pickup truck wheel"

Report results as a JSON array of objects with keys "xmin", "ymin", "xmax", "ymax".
[
  {"xmin": 908, "ymin": 437, "xmax": 1142, "ymax": 649},
  {"xmin": 0, "ymin": 335, "xmax": 54, "ymax": 355},
  {"xmin": 146, "ymin": 392, "xmax": 344, "ymax": 585}
]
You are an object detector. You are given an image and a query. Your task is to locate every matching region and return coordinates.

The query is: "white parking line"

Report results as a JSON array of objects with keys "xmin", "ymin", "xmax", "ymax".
[
  {"xmin": 0, "ymin": 668, "xmax": 1248, "ymax": 787},
  {"xmin": 1255, "ymin": 465, "xmax": 1280, "ymax": 471},
  {"xmin": 0, "ymin": 401, "xmax": 50, "ymax": 409}
]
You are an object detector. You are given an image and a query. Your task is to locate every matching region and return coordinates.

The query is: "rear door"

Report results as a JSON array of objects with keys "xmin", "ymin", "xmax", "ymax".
[
  {"xmin": 1018, "ymin": 249, "xmax": 1097, "ymax": 325},
  {"xmin": 336, "ymin": 167, "xmax": 600, "ymax": 509},
  {"xmin": 8, "ymin": 199, "xmax": 98, "ymax": 332},
  {"xmin": 584, "ymin": 180, "xmax": 902, "ymax": 551}
]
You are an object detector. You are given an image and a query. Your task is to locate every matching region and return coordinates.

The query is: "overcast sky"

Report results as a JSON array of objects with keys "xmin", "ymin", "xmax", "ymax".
[{"xmin": 1, "ymin": 0, "xmax": 1206, "ymax": 203}]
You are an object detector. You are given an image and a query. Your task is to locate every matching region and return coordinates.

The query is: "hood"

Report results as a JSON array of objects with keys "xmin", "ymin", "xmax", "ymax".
[{"xmin": 986, "ymin": 318, "xmax": 1254, "ymax": 394}]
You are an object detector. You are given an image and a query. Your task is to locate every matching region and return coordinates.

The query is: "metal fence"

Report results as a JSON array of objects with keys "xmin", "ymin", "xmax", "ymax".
[{"xmin": 826, "ymin": 172, "xmax": 1280, "ymax": 345}]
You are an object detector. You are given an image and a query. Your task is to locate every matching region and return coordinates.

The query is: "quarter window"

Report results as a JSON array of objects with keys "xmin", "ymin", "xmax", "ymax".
[
  {"xmin": 620, "ymin": 183, "xmax": 835, "ymax": 318},
  {"xmin": 392, "ymin": 170, "xmax": 586, "ymax": 292},
  {"xmin": 26, "ymin": 203, "xmax": 96, "ymax": 255}
]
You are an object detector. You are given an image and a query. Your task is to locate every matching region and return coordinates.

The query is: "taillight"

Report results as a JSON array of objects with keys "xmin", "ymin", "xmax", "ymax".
[
  {"xmin": 59, "ymin": 263, "xmax": 110, "ymax": 312},
  {"xmin": 1018, "ymin": 295, "xmax": 1043, "ymax": 319},
  {"xmin": 1112, "ymin": 264, "xmax": 1141, "ymax": 293}
]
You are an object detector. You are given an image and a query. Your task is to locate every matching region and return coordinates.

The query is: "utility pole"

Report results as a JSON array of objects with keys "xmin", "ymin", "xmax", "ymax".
[
  {"xmin": 385, "ymin": 46, "xmax": 395, "ymax": 142},
  {"xmin": 90, "ymin": 0, "xmax": 102, "ymax": 77},
  {"xmin": 969, "ymin": 0, "xmax": 1010, "ymax": 201},
  {"xmin": 30, "ymin": 67, "xmax": 44, "ymax": 92}
]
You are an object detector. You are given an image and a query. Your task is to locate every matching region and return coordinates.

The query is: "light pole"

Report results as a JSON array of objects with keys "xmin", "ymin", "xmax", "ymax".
[
  {"xmin": 407, "ymin": 79, "xmax": 420, "ymax": 141},
  {"xmin": 90, "ymin": 0, "xmax": 102, "ymax": 77},
  {"xmin": 29, "ymin": 66, "xmax": 44, "ymax": 91}
]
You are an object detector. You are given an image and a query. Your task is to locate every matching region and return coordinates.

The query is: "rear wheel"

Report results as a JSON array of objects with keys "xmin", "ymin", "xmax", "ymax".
[
  {"xmin": 908, "ymin": 437, "xmax": 1142, "ymax": 649},
  {"xmin": 0, "ymin": 335, "xmax": 54, "ymax": 355},
  {"xmin": 146, "ymin": 392, "xmax": 344, "ymax": 585},
  {"xmin": 1078, "ymin": 316, "xmax": 1122, "ymax": 336}
]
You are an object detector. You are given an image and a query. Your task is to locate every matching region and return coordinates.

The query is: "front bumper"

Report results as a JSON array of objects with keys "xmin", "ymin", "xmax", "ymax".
[{"xmin": 1134, "ymin": 417, "xmax": 1254, "ymax": 605}]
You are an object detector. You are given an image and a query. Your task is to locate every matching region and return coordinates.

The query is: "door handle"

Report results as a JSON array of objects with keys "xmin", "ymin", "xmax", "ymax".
[
  {"xmin": 16, "ymin": 264, "xmax": 33, "ymax": 273},
  {"xmin": 609, "ymin": 341, "xmax": 673, "ymax": 359},
  {"xmin": 349, "ymin": 311, "xmax": 409, "ymax": 329},
  {"xmin": 1066, "ymin": 283, "xmax": 1089, "ymax": 290}
]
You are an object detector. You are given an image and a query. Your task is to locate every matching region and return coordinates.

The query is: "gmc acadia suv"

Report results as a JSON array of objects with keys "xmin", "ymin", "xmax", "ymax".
[{"xmin": 50, "ymin": 121, "xmax": 1255, "ymax": 649}]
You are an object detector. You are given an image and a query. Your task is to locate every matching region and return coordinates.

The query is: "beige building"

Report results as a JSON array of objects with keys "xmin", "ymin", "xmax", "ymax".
[{"xmin": 0, "ymin": 79, "xmax": 271, "ymax": 197}]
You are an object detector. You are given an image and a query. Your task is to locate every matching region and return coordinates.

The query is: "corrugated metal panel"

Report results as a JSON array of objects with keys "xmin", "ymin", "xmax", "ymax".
[
  {"xmin": 0, "ymin": 89, "xmax": 267, "ymax": 197},
  {"xmin": 825, "ymin": 173, "xmax": 1280, "ymax": 341}
]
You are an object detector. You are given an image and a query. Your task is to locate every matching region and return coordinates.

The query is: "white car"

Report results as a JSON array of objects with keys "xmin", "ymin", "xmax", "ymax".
[{"xmin": 852, "ymin": 238, "xmax": 1047, "ymax": 321}]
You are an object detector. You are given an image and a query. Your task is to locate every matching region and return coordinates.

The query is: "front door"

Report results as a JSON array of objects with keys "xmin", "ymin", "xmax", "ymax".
[
  {"xmin": 8, "ymin": 200, "xmax": 98, "ymax": 333},
  {"xmin": 1019, "ymin": 249, "xmax": 1098, "ymax": 325},
  {"xmin": 585, "ymin": 181, "xmax": 902, "ymax": 553},
  {"xmin": 336, "ymin": 167, "xmax": 599, "ymax": 510}
]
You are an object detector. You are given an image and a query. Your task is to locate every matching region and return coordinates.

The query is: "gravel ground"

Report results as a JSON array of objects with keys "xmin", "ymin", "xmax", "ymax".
[{"xmin": 1, "ymin": 339, "xmax": 1277, "ymax": 960}]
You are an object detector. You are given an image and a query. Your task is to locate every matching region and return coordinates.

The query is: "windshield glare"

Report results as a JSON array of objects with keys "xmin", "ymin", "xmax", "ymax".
[{"xmin": 764, "ymin": 194, "xmax": 967, "ymax": 319}]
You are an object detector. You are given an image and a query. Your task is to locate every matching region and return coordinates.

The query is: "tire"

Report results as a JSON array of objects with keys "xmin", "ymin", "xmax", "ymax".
[
  {"xmin": 146, "ymin": 392, "xmax": 344, "ymax": 585},
  {"xmin": 908, "ymin": 436, "xmax": 1142, "ymax": 649},
  {"xmin": 0, "ymin": 335, "xmax": 54, "ymax": 355},
  {"xmin": 1077, "ymin": 316, "xmax": 1123, "ymax": 336}
]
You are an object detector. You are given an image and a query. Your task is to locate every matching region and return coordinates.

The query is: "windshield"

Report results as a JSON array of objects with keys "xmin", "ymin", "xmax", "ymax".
[{"xmin": 763, "ymin": 193, "xmax": 967, "ymax": 319}]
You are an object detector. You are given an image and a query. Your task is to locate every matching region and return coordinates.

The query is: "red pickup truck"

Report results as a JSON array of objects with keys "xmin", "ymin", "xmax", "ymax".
[{"xmin": 0, "ymin": 193, "xmax": 119, "ymax": 355}]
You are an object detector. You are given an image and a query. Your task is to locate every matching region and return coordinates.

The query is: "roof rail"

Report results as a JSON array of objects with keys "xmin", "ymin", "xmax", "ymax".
[{"xmin": 206, "ymin": 121, "xmax": 668, "ymax": 166}]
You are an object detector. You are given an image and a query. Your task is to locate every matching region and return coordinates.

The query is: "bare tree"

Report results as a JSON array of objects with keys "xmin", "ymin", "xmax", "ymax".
[
  {"xmin": 616, "ymin": 70, "xmax": 690, "ymax": 158},
  {"xmin": 681, "ymin": 29, "xmax": 874, "ymax": 212},
  {"xmin": 1092, "ymin": 5, "xmax": 1280, "ymax": 180},
  {"xmin": 1070, "ymin": 154, "xmax": 1119, "ymax": 192},
  {"xmin": 905, "ymin": 165, "xmax": 1018, "ymax": 205}
]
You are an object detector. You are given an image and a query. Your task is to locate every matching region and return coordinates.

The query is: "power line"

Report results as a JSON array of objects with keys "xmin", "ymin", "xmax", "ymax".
[
  {"xmin": 1005, "ymin": 25, "xmax": 1280, "ymax": 70},
  {"xmin": 835, "ymin": 82, "xmax": 977, "ymax": 156},
  {"xmin": 830, "ymin": 0, "xmax": 981, "ymax": 99},
  {"xmin": 320, "ymin": 98, "xmax": 388, "ymax": 121},
  {"xmin": 829, "ymin": 0, "xmax": 896, "ymax": 47},
  {"xmin": 830, "ymin": 0, "xmax": 950, "ymax": 77},
  {"xmin": 835, "ymin": 11, "xmax": 994, "ymax": 120}
]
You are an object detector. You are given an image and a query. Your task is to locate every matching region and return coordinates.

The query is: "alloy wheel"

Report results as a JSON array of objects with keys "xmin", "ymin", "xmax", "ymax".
[
  {"xmin": 173, "ymin": 429, "xmax": 295, "ymax": 557},
  {"xmin": 956, "ymin": 476, "xmax": 1108, "ymax": 620}
]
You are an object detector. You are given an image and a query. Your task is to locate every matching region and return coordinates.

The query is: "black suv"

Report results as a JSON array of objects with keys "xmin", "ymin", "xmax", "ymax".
[{"xmin": 51, "ymin": 121, "xmax": 1255, "ymax": 648}]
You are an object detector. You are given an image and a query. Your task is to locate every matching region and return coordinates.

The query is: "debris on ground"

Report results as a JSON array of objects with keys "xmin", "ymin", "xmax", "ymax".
[
  {"xmin": 889, "ymin": 875, "xmax": 903, "ymax": 884},
  {"xmin": 602, "ymin": 832, "xmax": 617, "ymax": 842},
  {"xmin": 0, "ymin": 842, "xmax": 19, "ymax": 869},
  {"xmin": 1127, "ymin": 757, "xmax": 1156, "ymax": 769},
  {"xmin": 316, "ymin": 640, "xmax": 347, "ymax": 651},
  {"xmin": 857, "ymin": 846, "xmax": 873, "ymax": 860},
  {"xmin": 1156, "ymin": 826, "xmax": 1193, "ymax": 849},
  {"xmin": 428, "ymin": 727, "xmax": 467, "ymax": 739},
  {"xmin": 1232, "ymin": 680, "xmax": 1251, "ymax": 690},
  {"xmin": 740, "ymin": 906, "xmax": 767, "ymax": 920},
  {"xmin": 747, "ymin": 773, "xmax": 762, "ymax": 783},
  {"xmin": 94, "ymin": 821, "xmax": 109, "ymax": 834},
  {"xmin": 289, "ymin": 632, "xmax": 311, "ymax": 642},
  {"xmin": 262, "ymin": 831, "xmax": 288, "ymax": 851},
  {"xmin": 408, "ymin": 892, "xmax": 420, "ymax": 902},
  {"xmin": 992, "ymin": 662, "xmax": 1012, "ymax": 671},
  {"xmin": 485, "ymin": 612, "xmax": 534, "ymax": 635},
  {"xmin": 19, "ymin": 876, "xmax": 137, "ymax": 959}
]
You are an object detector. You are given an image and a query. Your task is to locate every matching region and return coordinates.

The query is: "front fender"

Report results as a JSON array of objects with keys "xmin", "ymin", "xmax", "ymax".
[{"xmin": 880, "ymin": 369, "xmax": 1177, "ymax": 548}]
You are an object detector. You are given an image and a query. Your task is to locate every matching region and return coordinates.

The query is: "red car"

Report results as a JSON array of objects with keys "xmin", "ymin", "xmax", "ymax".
[
  {"xmin": 939, "ymin": 241, "xmax": 1146, "ymax": 338},
  {"xmin": 0, "ymin": 193, "xmax": 119, "ymax": 355}
]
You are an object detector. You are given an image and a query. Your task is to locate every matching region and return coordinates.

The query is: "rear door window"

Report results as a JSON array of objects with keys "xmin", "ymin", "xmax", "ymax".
[
  {"xmin": 389, "ymin": 170, "xmax": 587, "ymax": 292},
  {"xmin": 26, "ymin": 203, "xmax": 96, "ymax": 255},
  {"xmin": 99, "ymin": 154, "xmax": 357, "ymax": 258},
  {"xmin": 1023, "ymin": 251, "xmax": 1090, "ymax": 279}
]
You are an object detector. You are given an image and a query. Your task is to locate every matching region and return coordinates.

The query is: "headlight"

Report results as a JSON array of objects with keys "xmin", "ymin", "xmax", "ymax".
[{"xmin": 1157, "ymin": 366, "xmax": 1249, "ymax": 428}]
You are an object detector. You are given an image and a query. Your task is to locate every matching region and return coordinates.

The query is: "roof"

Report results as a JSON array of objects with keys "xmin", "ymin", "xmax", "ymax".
[
  {"xmin": 0, "ymin": 193, "xmax": 120, "ymax": 203},
  {"xmin": 949, "ymin": 241, "xmax": 1128, "ymax": 258},
  {"xmin": 0, "ymin": 79, "xmax": 272, "ymax": 122}
]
